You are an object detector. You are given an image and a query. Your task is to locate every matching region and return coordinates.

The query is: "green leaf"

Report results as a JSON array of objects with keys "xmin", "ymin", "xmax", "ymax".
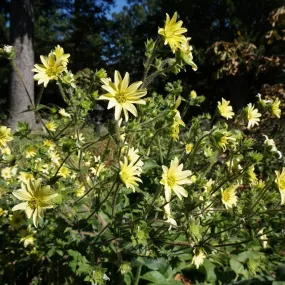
[
  {"xmin": 203, "ymin": 260, "xmax": 217, "ymax": 282},
  {"xmin": 148, "ymin": 282, "xmax": 183, "ymax": 285},
  {"xmin": 230, "ymin": 258, "xmax": 244, "ymax": 276},
  {"xmin": 141, "ymin": 271, "xmax": 167, "ymax": 283}
]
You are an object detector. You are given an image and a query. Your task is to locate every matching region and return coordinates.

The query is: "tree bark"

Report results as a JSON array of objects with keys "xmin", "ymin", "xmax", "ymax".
[{"xmin": 7, "ymin": 0, "xmax": 36, "ymax": 129}]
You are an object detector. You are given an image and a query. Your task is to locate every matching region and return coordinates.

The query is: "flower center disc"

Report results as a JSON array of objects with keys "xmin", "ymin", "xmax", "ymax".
[
  {"xmin": 116, "ymin": 92, "xmax": 127, "ymax": 104},
  {"xmin": 167, "ymin": 175, "xmax": 176, "ymax": 188}
]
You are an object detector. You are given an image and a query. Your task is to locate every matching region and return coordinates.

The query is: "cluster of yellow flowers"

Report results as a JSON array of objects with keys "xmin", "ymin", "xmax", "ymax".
[
  {"xmin": 32, "ymin": 45, "xmax": 75, "ymax": 88},
  {"xmin": 158, "ymin": 13, "xmax": 197, "ymax": 71}
]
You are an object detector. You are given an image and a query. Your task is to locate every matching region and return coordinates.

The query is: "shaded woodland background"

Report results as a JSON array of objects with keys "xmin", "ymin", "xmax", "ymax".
[{"xmin": 0, "ymin": 0, "xmax": 285, "ymax": 122}]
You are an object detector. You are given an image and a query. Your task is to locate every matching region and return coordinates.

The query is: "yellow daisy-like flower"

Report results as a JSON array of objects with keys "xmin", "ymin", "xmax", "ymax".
[
  {"xmin": 119, "ymin": 156, "xmax": 142, "ymax": 192},
  {"xmin": 0, "ymin": 126, "xmax": 13, "ymax": 149},
  {"xmin": 90, "ymin": 163, "xmax": 105, "ymax": 177},
  {"xmin": 20, "ymin": 226, "xmax": 36, "ymax": 248},
  {"xmin": 58, "ymin": 166, "xmax": 71, "ymax": 178},
  {"xmin": 99, "ymin": 71, "xmax": 147, "ymax": 121},
  {"xmin": 245, "ymin": 103, "xmax": 261, "ymax": 129},
  {"xmin": 26, "ymin": 146, "xmax": 37, "ymax": 158},
  {"xmin": 221, "ymin": 184, "xmax": 238, "ymax": 209},
  {"xmin": 12, "ymin": 179, "xmax": 58, "ymax": 227},
  {"xmin": 48, "ymin": 150, "xmax": 61, "ymax": 165},
  {"xmin": 43, "ymin": 139, "xmax": 55, "ymax": 149},
  {"xmin": 271, "ymin": 98, "xmax": 281, "ymax": 118},
  {"xmin": 18, "ymin": 172, "xmax": 35, "ymax": 184},
  {"xmin": 124, "ymin": 146, "xmax": 144, "ymax": 169},
  {"xmin": 160, "ymin": 157, "xmax": 192, "ymax": 202},
  {"xmin": 203, "ymin": 179, "xmax": 215, "ymax": 193},
  {"xmin": 192, "ymin": 248, "xmax": 206, "ymax": 269},
  {"xmin": 1, "ymin": 146, "xmax": 11, "ymax": 155},
  {"xmin": 218, "ymin": 98, "xmax": 235, "ymax": 120},
  {"xmin": 185, "ymin": 143, "xmax": 193, "ymax": 154},
  {"xmin": 45, "ymin": 121, "xmax": 57, "ymax": 132},
  {"xmin": 1, "ymin": 167, "xmax": 12, "ymax": 180},
  {"xmin": 213, "ymin": 131, "xmax": 236, "ymax": 151},
  {"xmin": 32, "ymin": 45, "xmax": 69, "ymax": 87},
  {"xmin": 158, "ymin": 12, "xmax": 187, "ymax": 53},
  {"xmin": 171, "ymin": 110, "xmax": 185, "ymax": 141},
  {"xmin": 275, "ymin": 167, "xmax": 285, "ymax": 205},
  {"xmin": 59, "ymin": 108, "xmax": 71, "ymax": 118},
  {"xmin": 53, "ymin": 45, "xmax": 70, "ymax": 65}
]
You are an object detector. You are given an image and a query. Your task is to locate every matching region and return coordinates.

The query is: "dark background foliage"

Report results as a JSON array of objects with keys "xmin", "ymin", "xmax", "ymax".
[{"xmin": 0, "ymin": 0, "xmax": 284, "ymax": 112}]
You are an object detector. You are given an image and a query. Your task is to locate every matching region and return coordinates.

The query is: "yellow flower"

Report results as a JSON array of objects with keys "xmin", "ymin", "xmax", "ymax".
[
  {"xmin": 171, "ymin": 110, "xmax": 185, "ymax": 141},
  {"xmin": 247, "ymin": 165, "xmax": 258, "ymax": 185},
  {"xmin": 90, "ymin": 163, "xmax": 105, "ymax": 177},
  {"xmin": 53, "ymin": 45, "xmax": 70, "ymax": 65},
  {"xmin": 245, "ymin": 103, "xmax": 261, "ymax": 129},
  {"xmin": 158, "ymin": 12, "xmax": 187, "ymax": 53},
  {"xmin": 10, "ymin": 212, "xmax": 25, "ymax": 229},
  {"xmin": 45, "ymin": 121, "xmax": 57, "ymax": 132},
  {"xmin": 124, "ymin": 146, "xmax": 144, "ymax": 169},
  {"xmin": 218, "ymin": 98, "xmax": 235, "ymax": 119},
  {"xmin": 58, "ymin": 166, "xmax": 71, "ymax": 178},
  {"xmin": 203, "ymin": 179, "xmax": 215, "ymax": 193},
  {"xmin": 185, "ymin": 143, "xmax": 193, "ymax": 154},
  {"xmin": 18, "ymin": 172, "xmax": 35, "ymax": 184},
  {"xmin": 32, "ymin": 45, "xmax": 69, "ymax": 87},
  {"xmin": 1, "ymin": 167, "xmax": 12, "ymax": 180},
  {"xmin": 48, "ymin": 150, "xmax": 61, "ymax": 165},
  {"xmin": 258, "ymin": 228, "xmax": 268, "ymax": 249},
  {"xmin": 26, "ymin": 146, "xmax": 37, "ymax": 158},
  {"xmin": 99, "ymin": 71, "xmax": 147, "ymax": 121},
  {"xmin": 119, "ymin": 156, "xmax": 142, "ymax": 192},
  {"xmin": 160, "ymin": 157, "xmax": 192, "ymax": 202},
  {"xmin": 43, "ymin": 139, "xmax": 55, "ymax": 149},
  {"xmin": 263, "ymin": 135, "xmax": 282, "ymax": 159},
  {"xmin": 179, "ymin": 36, "xmax": 198, "ymax": 71},
  {"xmin": 221, "ymin": 184, "xmax": 238, "ymax": 209},
  {"xmin": 190, "ymin": 90, "xmax": 197, "ymax": 99},
  {"xmin": 75, "ymin": 184, "xmax": 85, "ymax": 197},
  {"xmin": 12, "ymin": 179, "xmax": 58, "ymax": 227},
  {"xmin": 214, "ymin": 131, "xmax": 236, "ymax": 151},
  {"xmin": 1, "ymin": 146, "xmax": 11, "ymax": 155},
  {"xmin": 59, "ymin": 108, "xmax": 71, "ymax": 117},
  {"xmin": 0, "ymin": 208, "xmax": 7, "ymax": 217},
  {"xmin": 164, "ymin": 203, "xmax": 177, "ymax": 230},
  {"xmin": 192, "ymin": 248, "xmax": 206, "ymax": 269},
  {"xmin": 20, "ymin": 225, "xmax": 36, "ymax": 248},
  {"xmin": 271, "ymin": 98, "xmax": 281, "ymax": 118},
  {"xmin": 61, "ymin": 70, "xmax": 76, "ymax": 88},
  {"xmin": 0, "ymin": 126, "xmax": 13, "ymax": 149},
  {"xmin": 275, "ymin": 168, "xmax": 285, "ymax": 205}
]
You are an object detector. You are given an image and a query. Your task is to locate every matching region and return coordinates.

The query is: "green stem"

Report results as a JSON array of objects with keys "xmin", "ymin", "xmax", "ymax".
[
  {"xmin": 134, "ymin": 264, "xmax": 142, "ymax": 285},
  {"xmin": 143, "ymin": 38, "xmax": 159, "ymax": 82},
  {"xmin": 111, "ymin": 183, "xmax": 121, "ymax": 218},
  {"xmin": 57, "ymin": 82, "xmax": 69, "ymax": 103},
  {"xmin": 11, "ymin": 60, "xmax": 34, "ymax": 106},
  {"xmin": 142, "ymin": 61, "xmax": 177, "ymax": 89},
  {"xmin": 36, "ymin": 85, "xmax": 45, "ymax": 106}
]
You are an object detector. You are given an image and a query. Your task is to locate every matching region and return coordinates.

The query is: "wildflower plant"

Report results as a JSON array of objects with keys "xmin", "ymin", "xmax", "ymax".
[{"xmin": 0, "ymin": 14, "xmax": 285, "ymax": 285}]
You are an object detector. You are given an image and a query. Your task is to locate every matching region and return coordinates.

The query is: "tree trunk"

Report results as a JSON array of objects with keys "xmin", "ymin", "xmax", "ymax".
[{"xmin": 7, "ymin": 0, "xmax": 36, "ymax": 129}]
